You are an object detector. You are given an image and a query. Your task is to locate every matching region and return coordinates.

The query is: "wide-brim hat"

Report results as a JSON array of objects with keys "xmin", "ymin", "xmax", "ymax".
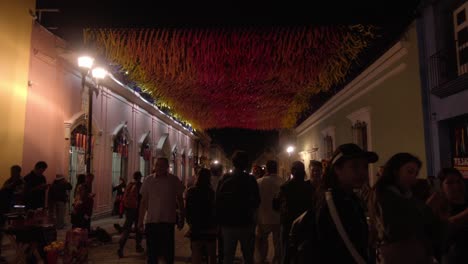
[{"xmin": 330, "ymin": 143, "xmax": 378, "ymax": 166}]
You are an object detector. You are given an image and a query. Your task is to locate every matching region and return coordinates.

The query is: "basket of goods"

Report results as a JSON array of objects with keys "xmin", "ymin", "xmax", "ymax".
[{"xmin": 44, "ymin": 241, "xmax": 65, "ymax": 264}]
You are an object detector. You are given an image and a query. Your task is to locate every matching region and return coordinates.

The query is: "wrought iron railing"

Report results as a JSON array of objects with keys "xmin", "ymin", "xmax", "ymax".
[{"xmin": 429, "ymin": 48, "xmax": 458, "ymax": 90}]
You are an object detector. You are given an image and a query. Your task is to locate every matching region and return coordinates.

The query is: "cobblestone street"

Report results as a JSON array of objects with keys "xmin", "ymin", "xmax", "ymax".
[{"xmin": 2, "ymin": 216, "xmax": 273, "ymax": 263}]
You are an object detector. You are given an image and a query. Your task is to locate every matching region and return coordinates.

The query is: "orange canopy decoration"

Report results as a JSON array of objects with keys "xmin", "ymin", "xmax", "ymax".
[{"xmin": 84, "ymin": 25, "xmax": 375, "ymax": 130}]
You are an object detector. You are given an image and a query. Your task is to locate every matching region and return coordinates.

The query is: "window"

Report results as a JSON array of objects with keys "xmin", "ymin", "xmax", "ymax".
[
  {"xmin": 140, "ymin": 138, "xmax": 151, "ymax": 177},
  {"xmin": 351, "ymin": 121, "xmax": 368, "ymax": 150},
  {"xmin": 323, "ymin": 135, "xmax": 334, "ymax": 160},
  {"xmin": 321, "ymin": 126, "xmax": 336, "ymax": 160},
  {"xmin": 112, "ymin": 126, "xmax": 130, "ymax": 188},
  {"xmin": 347, "ymin": 107, "xmax": 372, "ymax": 151}
]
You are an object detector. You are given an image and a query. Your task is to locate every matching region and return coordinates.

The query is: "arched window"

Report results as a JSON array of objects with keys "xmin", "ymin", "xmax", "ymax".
[
  {"xmin": 171, "ymin": 146, "xmax": 178, "ymax": 176},
  {"xmin": 321, "ymin": 126, "xmax": 336, "ymax": 160},
  {"xmin": 140, "ymin": 134, "xmax": 151, "ymax": 177},
  {"xmin": 112, "ymin": 125, "xmax": 130, "ymax": 189},
  {"xmin": 71, "ymin": 124, "xmax": 88, "ymax": 151},
  {"xmin": 323, "ymin": 135, "xmax": 334, "ymax": 160},
  {"xmin": 180, "ymin": 150, "xmax": 186, "ymax": 184},
  {"xmin": 69, "ymin": 123, "xmax": 87, "ymax": 209}
]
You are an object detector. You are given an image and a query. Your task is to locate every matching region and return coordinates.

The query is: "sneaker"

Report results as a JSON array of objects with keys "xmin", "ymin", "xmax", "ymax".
[
  {"xmin": 136, "ymin": 245, "xmax": 144, "ymax": 253},
  {"xmin": 117, "ymin": 248, "xmax": 124, "ymax": 258}
]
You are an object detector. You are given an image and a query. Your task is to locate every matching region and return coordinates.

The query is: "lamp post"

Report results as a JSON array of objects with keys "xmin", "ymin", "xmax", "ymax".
[{"xmin": 78, "ymin": 56, "xmax": 106, "ymax": 174}]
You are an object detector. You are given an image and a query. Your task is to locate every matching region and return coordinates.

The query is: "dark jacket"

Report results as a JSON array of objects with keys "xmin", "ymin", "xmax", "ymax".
[
  {"xmin": 2, "ymin": 177, "xmax": 24, "ymax": 207},
  {"xmin": 186, "ymin": 185, "xmax": 216, "ymax": 240},
  {"xmin": 49, "ymin": 177, "xmax": 72, "ymax": 202},
  {"xmin": 374, "ymin": 186, "xmax": 441, "ymax": 261},
  {"xmin": 315, "ymin": 189, "xmax": 370, "ymax": 263},
  {"xmin": 113, "ymin": 182, "xmax": 126, "ymax": 196},
  {"xmin": 289, "ymin": 209, "xmax": 317, "ymax": 264},
  {"xmin": 24, "ymin": 171, "xmax": 47, "ymax": 209},
  {"xmin": 274, "ymin": 179, "xmax": 314, "ymax": 227},
  {"xmin": 215, "ymin": 170, "xmax": 260, "ymax": 227},
  {"xmin": 444, "ymin": 202, "xmax": 468, "ymax": 264}
]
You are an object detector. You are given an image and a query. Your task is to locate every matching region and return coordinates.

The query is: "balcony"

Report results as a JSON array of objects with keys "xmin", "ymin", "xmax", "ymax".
[{"xmin": 429, "ymin": 48, "xmax": 468, "ymax": 98}]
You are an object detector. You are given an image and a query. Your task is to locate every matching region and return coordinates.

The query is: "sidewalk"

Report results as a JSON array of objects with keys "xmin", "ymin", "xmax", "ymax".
[{"xmin": 2, "ymin": 215, "xmax": 274, "ymax": 263}]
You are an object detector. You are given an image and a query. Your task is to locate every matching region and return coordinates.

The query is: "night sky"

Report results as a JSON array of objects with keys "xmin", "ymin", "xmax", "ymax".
[
  {"xmin": 36, "ymin": 0, "xmax": 421, "ymax": 157},
  {"xmin": 37, "ymin": 0, "xmax": 421, "ymax": 44}
]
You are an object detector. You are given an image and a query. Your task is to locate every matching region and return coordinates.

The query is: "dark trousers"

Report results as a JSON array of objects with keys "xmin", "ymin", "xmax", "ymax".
[
  {"xmin": 217, "ymin": 229, "xmax": 224, "ymax": 264},
  {"xmin": 119, "ymin": 208, "xmax": 142, "ymax": 249},
  {"xmin": 280, "ymin": 223, "xmax": 292, "ymax": 264},
  {"xmin": 146, "ymin": 223, "xmax": 175, "ymax": 264},
  {"xmin": 221, "ymin": 225, "xmax": 255, "ymax": 264}
]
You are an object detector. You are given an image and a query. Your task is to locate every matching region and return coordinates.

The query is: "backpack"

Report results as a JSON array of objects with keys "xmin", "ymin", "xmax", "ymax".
[{"xmin": 122, "ymin": 182, "xmax": 139, "ymax": 209}]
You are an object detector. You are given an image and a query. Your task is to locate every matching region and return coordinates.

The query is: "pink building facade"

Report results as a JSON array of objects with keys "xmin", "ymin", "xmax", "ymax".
[{"xmin": 23, "ymin": 23, "xmax": 206, "ymax": 216}]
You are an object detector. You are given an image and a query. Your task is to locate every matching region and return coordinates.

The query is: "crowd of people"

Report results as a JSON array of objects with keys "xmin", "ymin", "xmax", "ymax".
[
  {"xmin": 132, "ymin": 144, "xmax": 468, "ymax": 264},
  {"xmin": 0, "ymin": 161, "xmax": 98, "ymax": 262},
  {"xmin": 2, "ymin": 142, "xmax": 468, "ymax": 264}
]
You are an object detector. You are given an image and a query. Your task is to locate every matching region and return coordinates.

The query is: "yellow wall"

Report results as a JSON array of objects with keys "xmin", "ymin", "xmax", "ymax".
[
  {"xmin": 296, "ymin": 25, "xmax": 428, "ymax": 180},
  {"xmin": 0, "ymin": 0, "xmax": 35, "ymax": 181}
]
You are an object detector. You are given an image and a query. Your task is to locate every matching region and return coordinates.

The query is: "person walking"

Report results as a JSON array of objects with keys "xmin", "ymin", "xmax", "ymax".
[
  {"xmin": 138, "ymin": 157, "xmax": 185, "ymax": 264},
  {"xmin": 117, "ymin": 171, "xmax": 144, "ymax": 258},
  {"xmin": 216, "ymin": 150, "xmax": 260, "ymax": 264},
  {"xmin": 186, "ymin": 168, "xmax": 217, "ymax": 264},
  {"xmin": 255, "ymin": 160, "xmax": 283, "ymax": 264},
  {"xmin": 113, "ymin": 177, "xmax": 126, "ymax": 218},
  {"xmin": 48, "ymin": 174, "xmax": 72, "ymax": 229},
  {"xmin": 210, "ymin": 162, "xmax": 224, "ymax": 264},
  {"xmin": 273, "ymin": 161, "xmax": 314, "ymax": 264}
]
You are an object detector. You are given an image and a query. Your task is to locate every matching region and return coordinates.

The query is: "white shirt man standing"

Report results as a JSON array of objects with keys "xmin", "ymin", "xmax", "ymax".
[
  {"xmin": 138, "ymin": 157, "xmax": 185, "ymax": 264},
  {"xmin": 255, "ymin": 160, "xmax": 284, "ymax": 264}
]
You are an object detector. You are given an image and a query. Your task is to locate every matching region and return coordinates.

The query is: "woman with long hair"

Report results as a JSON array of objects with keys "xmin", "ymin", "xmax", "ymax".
[
  {"xmin": 185, "ymin": 168, "xmax": 217, "ymax": 264},
  {"xmin": 369, "ymin": 153, "xmax": 440, "ymax": 263}
]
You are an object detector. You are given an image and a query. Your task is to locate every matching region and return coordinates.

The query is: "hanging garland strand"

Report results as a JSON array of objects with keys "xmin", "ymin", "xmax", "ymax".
[{"xmin": 84, "ymin": 25, "xmax": 375, "ymax": 130}]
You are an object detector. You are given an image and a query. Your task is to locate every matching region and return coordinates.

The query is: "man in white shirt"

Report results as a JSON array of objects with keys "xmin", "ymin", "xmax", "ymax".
[
  {"xmin": 138, "ymin": 157, "xmax": 185, "ymax": 264},
  {"xmin": 255, "ymin": 160, "xmax": 284, "ymax": 264}
]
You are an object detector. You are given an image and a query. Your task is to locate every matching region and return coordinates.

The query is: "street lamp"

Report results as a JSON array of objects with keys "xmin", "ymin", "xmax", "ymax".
[
  {"xmin": 286, "ymin": 145, "xmax": 295, "ymax": 179},
  {"xmin": 78, "ymin": 55, "xmax": 106, "ymax": 174}
]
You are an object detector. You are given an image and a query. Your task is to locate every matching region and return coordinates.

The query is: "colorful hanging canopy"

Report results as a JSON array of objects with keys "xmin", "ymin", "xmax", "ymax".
[{"xmin": 84, "ymin": 25, "xmax": 375, "ymax": 130}]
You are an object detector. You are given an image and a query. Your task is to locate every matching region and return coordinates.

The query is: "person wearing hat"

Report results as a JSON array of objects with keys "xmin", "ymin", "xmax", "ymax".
[
  {"xmin": 48, "ymin": 174, "xmax": 72, "ymax": 229},
  {"xmin": 274, "ymin": 160, "xmax": 314, "ymax": 264},
  {"xmin": 314, "ymin": 143, "xmax": 378, "ymax": 263}
]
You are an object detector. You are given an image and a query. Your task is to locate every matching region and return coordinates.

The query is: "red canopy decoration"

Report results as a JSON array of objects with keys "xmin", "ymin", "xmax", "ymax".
[{"xmin": 84, "ymin": 25, "xmax": 375, "ymax": 130}]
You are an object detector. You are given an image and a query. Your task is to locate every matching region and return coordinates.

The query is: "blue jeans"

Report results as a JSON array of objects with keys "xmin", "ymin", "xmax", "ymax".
[
  {"xmin": 221, "ymin": 225, "xmax": 255, "ymax": 264},
  {"xmin": 145, "ymin": 223, "xmax": 175, "ymax": 264}
]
